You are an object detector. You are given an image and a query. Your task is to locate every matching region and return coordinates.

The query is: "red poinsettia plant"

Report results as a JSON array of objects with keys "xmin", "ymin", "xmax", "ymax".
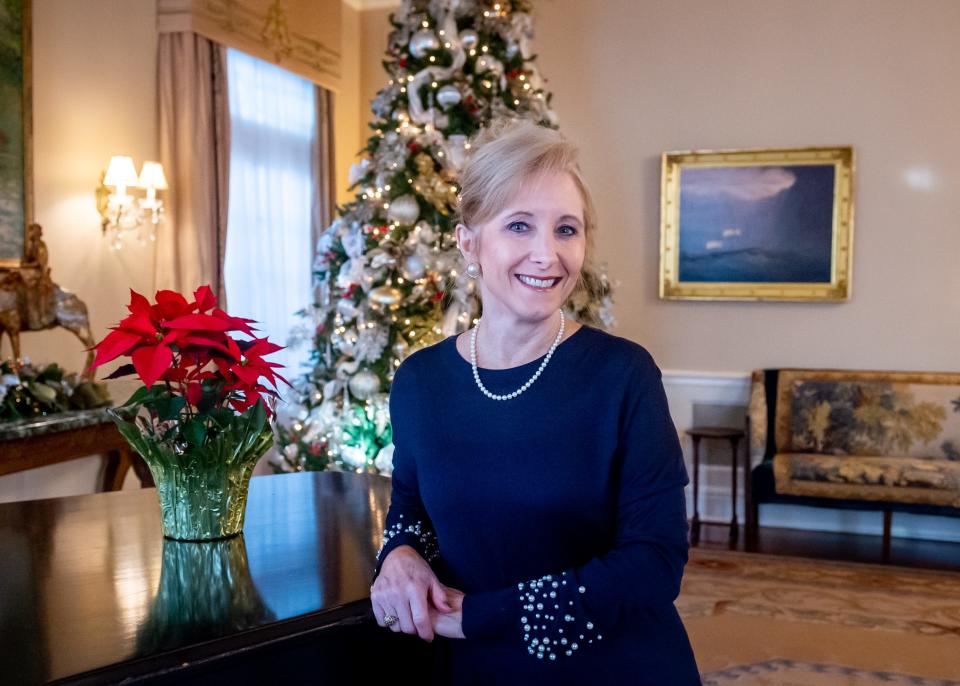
[{"xmin": 90, "ymin": 286, "xmax": 288, "ymax": 453}]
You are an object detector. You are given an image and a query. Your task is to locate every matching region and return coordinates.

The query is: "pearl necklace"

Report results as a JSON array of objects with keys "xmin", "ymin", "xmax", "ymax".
[{"xmin": 470, "ymin": 310, "xmax": 565, "ymax": 401}]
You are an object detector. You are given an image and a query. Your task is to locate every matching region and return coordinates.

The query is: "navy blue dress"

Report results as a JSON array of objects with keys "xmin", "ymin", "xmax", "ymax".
[{"xmin": 373, "ymin": 324, "xmax": 702, "ymax": 685}]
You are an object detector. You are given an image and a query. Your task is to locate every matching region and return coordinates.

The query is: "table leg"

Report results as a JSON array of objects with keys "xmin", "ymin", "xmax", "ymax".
[
  {"xmin": 882, "ymin": 509, "xmax": 893, "ymax": 563},
  {"xmin": 729, "ymin": 437, "xmax": 740, "ymax": 546},
  {"xmin": 129, "ymin": 449, "xmax": 155, "ymax": 488},
  {"xmin": 100, "ymin": 449, "xmax": 130, "ymax": 492},
  {"xmin": 690, "ymin": 436, "xmax": 701, "ymax": 546}
]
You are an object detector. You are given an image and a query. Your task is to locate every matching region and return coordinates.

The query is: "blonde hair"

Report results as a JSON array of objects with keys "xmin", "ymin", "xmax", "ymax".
[{"xmin": 455, "ymin": 118, "xmax": 598, "ymax": 279}]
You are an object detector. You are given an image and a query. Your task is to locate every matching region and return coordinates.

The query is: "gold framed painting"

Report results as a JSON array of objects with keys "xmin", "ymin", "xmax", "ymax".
[
  {"xmin": 0, "ymin": 0, "xmax": 33, "ymax": 267},
  {"xmin": 659, "ymin": 146, "xmax": 854, "ymax": 301}
]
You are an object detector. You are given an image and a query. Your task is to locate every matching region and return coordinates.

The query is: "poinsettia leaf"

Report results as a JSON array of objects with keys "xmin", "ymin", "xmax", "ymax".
[
  {"xmin": 212, "ymin": 309, "xmax": 256, "ymax": 335},
  {"xmin": 185, "ymin": 382, "xmax": 202, "ymax": 407},
  {"xmin": 152, "ymin": 290, "xmax": 193, "ymax": 321},
  {"xmin": 155, "ymin": 394, "xmax": 186, "ymax": 422},
  {"xmin": 176, "ymin": 333, "xmax": 231, "ymax": 355},
  {"xmin": 154, "ymin": 289, "xmax": 190, "ymax": 307},
  {"xmin": 183, "ymin": 417, "xmax": 207, "ymax": 447},
  {"xmin": 161, "ymin": 365, "xmax": 188, "ymax": 382},
  {"xmin": 226, "ymin": 337, "xmax": 242, "ymax": 361},
  {"xmin": 165, "ymin": 313, "xmax": 232, "ymax": 332},
  {"xmin": 91, "ymin": 329, "xmax": 142, "ymax": 369},
  {"xmin": 121, "ymin": 385, "xmax": 151, "ymax": 407},
  {"xmin": 209, "ymin": 406, "xmax": 236, "ymax": 428},
  {"xmin": 127, "ymin": 289, "xmax": 153, "ymax": 317},
  {"xmin": 132, "ymin": 344, "xmax": 174, "ymax": 388},
  {"xmin": 246, "ymin": 339, "xmax": 285, "ymax": 357},
  {"xmin": 104, "ymin": 363, "xmax": 137, "ymax": 380},
  {"xmin": 193, "ymin": 285, "xmax": 217, "ymax": 313},
  {"xmin": 230, "ymin": 364, "xmax": 262, "ymax": 386},
  {"xmin": 117, "ymin": 311, "xmax": 157, "ymax": 337}
]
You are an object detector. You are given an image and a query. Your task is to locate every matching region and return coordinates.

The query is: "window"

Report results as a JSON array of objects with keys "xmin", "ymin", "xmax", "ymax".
[{"xmin": 224, "ymin": 48, "xmax": 318, "ymax": 378}]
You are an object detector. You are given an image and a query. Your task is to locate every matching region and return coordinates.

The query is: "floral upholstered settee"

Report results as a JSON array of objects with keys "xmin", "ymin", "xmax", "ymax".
[{"xmin": 745, "ymin": 368, "xmax": 960, "ymax": 559}]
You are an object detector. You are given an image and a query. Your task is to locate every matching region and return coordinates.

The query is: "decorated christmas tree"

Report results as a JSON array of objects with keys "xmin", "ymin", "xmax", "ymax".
[{"xmin": 274, "ymin": 0, "xmax": 615, "ymax": 474}]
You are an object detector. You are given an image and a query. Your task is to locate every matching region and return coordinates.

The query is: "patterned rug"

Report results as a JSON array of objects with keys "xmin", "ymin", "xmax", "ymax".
[{"xmin": 678, "ymin": 549, "xmax": 960, "ymax": 685}]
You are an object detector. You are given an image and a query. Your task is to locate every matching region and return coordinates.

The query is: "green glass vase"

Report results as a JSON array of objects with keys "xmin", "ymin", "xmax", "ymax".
[
  {"xmin": 135, "ymin": 535, "xmax": 276, "ymax": 654},
  {"xmin": 109, "ymin": 406, "xmax": 274, "ymax": 541}
]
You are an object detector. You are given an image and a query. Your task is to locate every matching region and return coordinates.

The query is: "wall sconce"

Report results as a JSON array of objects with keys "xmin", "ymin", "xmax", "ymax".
[{"xmin": 96, "ymin": 156, "xmax": 168, "ymax": 250}]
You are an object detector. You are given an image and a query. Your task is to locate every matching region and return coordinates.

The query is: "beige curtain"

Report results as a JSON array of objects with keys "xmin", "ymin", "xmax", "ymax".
[
  {"xmin": 155, "ymin": 33, "xmax": 230, "ymax": 304},
  {"xmin": 313, "ymin": 88, "xmax": 336, "ymax": 250}
]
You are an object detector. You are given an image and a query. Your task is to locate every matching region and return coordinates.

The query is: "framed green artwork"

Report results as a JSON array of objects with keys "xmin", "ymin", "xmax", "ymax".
[{"xmin": 0, "ymin": 0, "xmax": 32, "ymax": 267}]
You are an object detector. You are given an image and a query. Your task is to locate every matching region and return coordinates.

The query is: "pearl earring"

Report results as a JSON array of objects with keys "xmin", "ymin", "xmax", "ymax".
[{"xmin": 466, "ymin": 262, "xmax": 481, "ymax": 279}]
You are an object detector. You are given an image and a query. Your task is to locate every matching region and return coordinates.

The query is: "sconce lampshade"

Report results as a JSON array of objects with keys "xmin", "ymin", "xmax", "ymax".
[
  {"xmin": 138, "ymin": 161, "xmax": 169, "ymax": 190},
  {"xmin": 104, "ymin": 155, "xmax": 139, "ymax": 188}
]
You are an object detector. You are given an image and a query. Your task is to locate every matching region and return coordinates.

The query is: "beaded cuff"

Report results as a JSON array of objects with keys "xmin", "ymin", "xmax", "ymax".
[
  {"xmin": 517, "ymin": 571, "xmax": 602, "ymax": 660},
  {"xmin": 376, "ymin": 512, "xmax": 440, "ymax": 565}
]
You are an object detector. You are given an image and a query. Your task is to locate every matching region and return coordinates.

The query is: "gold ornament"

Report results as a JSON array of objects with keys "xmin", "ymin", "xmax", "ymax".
[
  {"xmin": 370, "ymin": 286, "xmax": 403, "ymax": 308},
  {"xmin": 414, "ymin": 153, "xmax": 435, "ymax": 176},
  {"xmin": 411, "ymin": 154, "xmax": 457, "ymax": 215}
]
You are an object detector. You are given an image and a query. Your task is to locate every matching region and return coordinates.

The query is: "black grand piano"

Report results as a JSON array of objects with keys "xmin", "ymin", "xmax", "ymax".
[{"xmin": 0, "ymin": 471, "xmax": 433, "ymax": 685}]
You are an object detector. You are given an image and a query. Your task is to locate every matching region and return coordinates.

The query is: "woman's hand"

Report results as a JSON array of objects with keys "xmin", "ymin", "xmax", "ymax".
[
  {"xmin": 371, "ymin": 544, "xmax": 452, "ymax": 641},
  {"xmin": 431, "ymin": 586, "xmax": 465, "ymax": 639}
]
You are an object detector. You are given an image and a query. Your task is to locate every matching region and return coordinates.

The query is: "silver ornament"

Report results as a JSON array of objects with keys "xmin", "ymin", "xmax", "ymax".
[
  {"xmin": 416, "ymin": 221, "xmax": 437, "ymax": 243},
  {"xmin": 445, "ymin": 134, "xmax": 469, "ymax": 171},
  {"xmin": 405, "ymin": 229, "xmax": 420, "ymax": 249},
  {"xmin": 475, "ymin": 55, "xmax": 503, "ymax": 76},
  {"xmin": 404, "ymin": 254, "xmax": 426, "ymax": 279},
  {"xmin": 410, "ymin": 29, "xmax": 440, "ymax": 59},
  {"xmin": 348, "ymin": 370, "xmax": 381, "ymax": 400},
  {"xmin": 386, "ymin": 194, "xmax": 420, "ymax": 225},
  {"xmin": 459, "ymin": 29, "xmax": 479, "ymax": 51},
  {"xmin": 436, "ymin": 84, "xmax": 462, "ymax": 110},
  {"xmin": 337, "ymin": 299, "xmax": 359, "ymax": 321}
]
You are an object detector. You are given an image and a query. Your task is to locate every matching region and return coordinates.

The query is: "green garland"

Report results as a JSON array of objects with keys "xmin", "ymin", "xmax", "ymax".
[{"xmin": 0, "ymin": 360, "xmax": 111, "ymax": 421}]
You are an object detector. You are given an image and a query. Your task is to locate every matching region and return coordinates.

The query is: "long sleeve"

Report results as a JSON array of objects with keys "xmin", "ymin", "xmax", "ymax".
[
  {"xmin": 460, "ymin": 357, "xmax": 690, "ymax": 660},
  {"xmin": 372, "ymin": 362, "xmax": 440, "ymax": 581}
]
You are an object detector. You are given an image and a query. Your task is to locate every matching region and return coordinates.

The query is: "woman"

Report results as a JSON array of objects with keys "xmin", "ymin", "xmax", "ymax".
[{"xmin": 370, "ymin": 118, "xmax": 702, "ymax": 685}]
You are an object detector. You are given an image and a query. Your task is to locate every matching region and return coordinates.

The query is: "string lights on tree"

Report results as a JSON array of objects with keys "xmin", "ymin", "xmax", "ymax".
[{"xmin": 275, "ymin": 0, "xmax": 615, "ymax": 474}]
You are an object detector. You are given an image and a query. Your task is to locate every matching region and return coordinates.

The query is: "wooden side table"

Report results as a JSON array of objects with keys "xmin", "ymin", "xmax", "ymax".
[
  {"xmin": 0, "ymin": 408, "xmax": 152, "ymax": 491},
  {"xmin": 685, "ymin": 426, "xmax": 745, "ymax": 547}
]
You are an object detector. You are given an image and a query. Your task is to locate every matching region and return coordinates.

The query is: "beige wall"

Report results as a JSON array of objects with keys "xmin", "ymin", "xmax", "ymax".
[
  {"xmin": 336, "ymin": 2, "xmax": 364, "ymax": 207},
  {"xmin": 536, "ymin": 0, "xmax": 960, "ymax": 372},
  {"xmin": 361, "ymin": 0, "xmax": 960, "ymax": 373},
  {"xmin": 26, "ymin": 0, "xmax": 159, "ymax": 372},
  {"xmin": 360, "ymin": 7, "xmax": 394, "ymax": 146}
]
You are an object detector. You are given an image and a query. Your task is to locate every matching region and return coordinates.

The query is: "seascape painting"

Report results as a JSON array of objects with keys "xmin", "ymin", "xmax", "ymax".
[
  {"xmin": 659, "ymin": 147, "xmax": 853, "ymax": 301},
  {"xmin": 678, "ymin": 164, "xmax": 835, "ymax": 283},
  {"xmin": 0, "ymin": 0, "xmax": 27, "ymax": 265}
]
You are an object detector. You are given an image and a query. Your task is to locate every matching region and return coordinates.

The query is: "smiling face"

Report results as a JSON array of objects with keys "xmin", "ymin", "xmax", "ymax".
[{"xmin": 457, "ymin": 169, "xmax": 587, "ymax": 325}]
